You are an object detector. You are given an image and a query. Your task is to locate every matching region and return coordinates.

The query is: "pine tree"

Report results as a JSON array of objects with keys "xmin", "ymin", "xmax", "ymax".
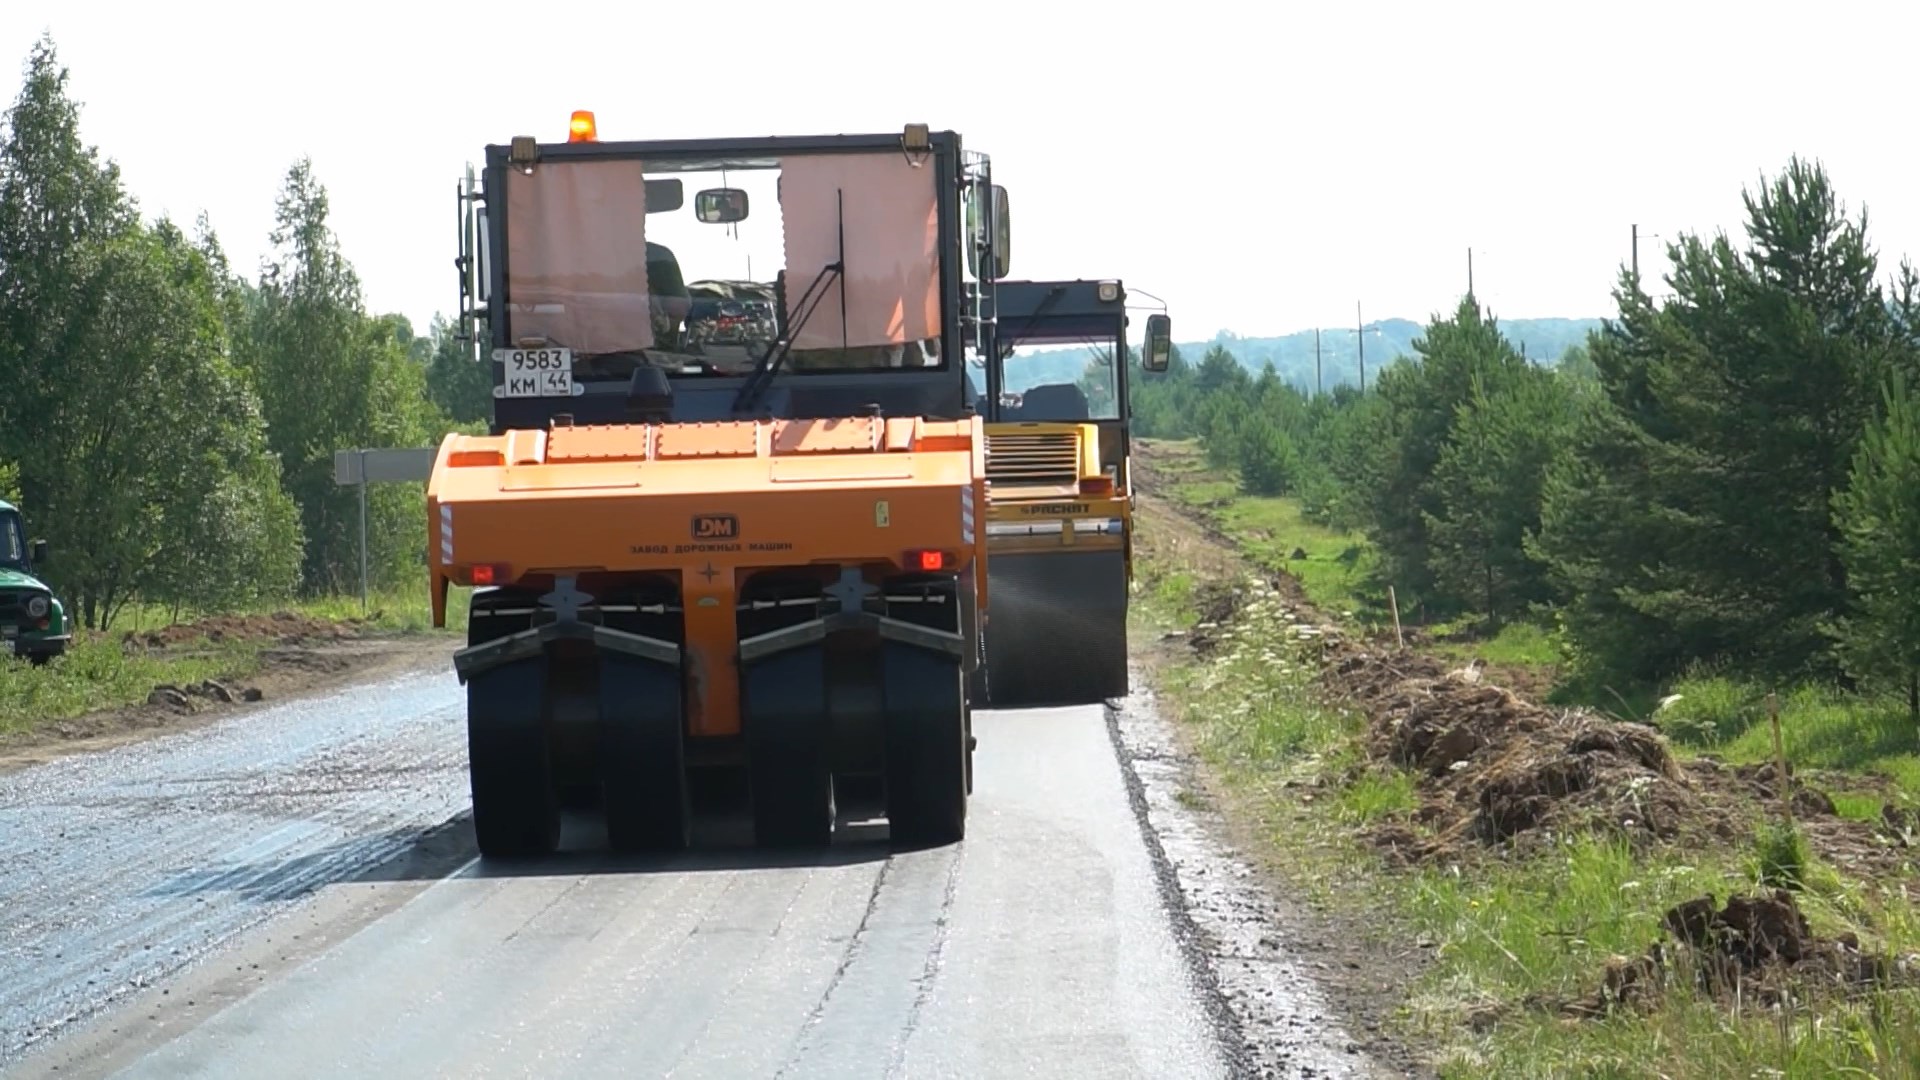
[{"xmin": 1830, "ymin": 370, "xmax": 1920, "ymax": 719}]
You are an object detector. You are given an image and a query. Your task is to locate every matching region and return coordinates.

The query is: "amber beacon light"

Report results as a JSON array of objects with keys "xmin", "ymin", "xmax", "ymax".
[{"xmin": 568, "ymin": 110, "xmax": 598, "ymax": 142}]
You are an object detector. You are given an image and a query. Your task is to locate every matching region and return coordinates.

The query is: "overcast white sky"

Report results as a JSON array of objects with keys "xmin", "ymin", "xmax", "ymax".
[{"xmin": 5, "ymin": 0, "xmax": 1917, "ymax": 344}]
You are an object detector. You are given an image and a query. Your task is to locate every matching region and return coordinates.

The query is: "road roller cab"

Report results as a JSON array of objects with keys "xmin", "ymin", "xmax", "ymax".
[
  {"xmin": 433, "ymin": 116, "xmax": 1011, "ymax": 858},
  {"xmin": 975, "ymin": 279, "xmax": 1171, "ymax": 707}
]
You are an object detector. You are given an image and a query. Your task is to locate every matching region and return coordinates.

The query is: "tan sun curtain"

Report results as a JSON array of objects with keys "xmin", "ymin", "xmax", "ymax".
[
  {"xmin": 503, "ymin": 159, "xmax": 656, "ymax": 354},
  {"xmin": 778, "ymin": 152, "xmax": 940, "ymax": 352}
]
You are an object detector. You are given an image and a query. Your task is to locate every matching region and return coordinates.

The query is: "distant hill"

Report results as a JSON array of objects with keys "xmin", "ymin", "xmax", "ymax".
[{"xmin": 1002, "ymin": 316, "xmax": 1607, "ymax": 394}]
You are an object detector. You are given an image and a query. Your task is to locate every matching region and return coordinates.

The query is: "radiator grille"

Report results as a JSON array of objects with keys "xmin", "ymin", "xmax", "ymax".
[{"xmin": 986, "ymin": 431, "xmax": 1080, "ymax": 488}]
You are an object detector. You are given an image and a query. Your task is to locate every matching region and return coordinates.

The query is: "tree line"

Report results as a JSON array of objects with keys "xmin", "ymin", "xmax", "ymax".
[
  {"xmin": 0, "ymin": 37, "xmax": 491, "ymax": 629},
  {"xmin": 1131, "ymin": 156, "xmax": 1920, "ymax": 712}
]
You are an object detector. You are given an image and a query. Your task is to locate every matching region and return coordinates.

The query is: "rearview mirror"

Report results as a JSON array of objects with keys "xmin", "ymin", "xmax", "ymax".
[
  {"xmin": 1142, "ymin": 314, "xmax": 1172, "ymax": 372},
  {"xmin": 30, "ymin": 538, "xmax": 48, "ymax": 564},
  {"xmin": 990, "ymin": 185, "xmax": 1011, "ymax": 280},
  {"xmin": 696, "ymin": 188, "xmax": 749, "ymax": 224}
]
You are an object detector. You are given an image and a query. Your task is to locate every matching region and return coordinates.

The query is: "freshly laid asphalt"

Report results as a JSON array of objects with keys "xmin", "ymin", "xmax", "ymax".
[{"xmin": 0, "ymin": 666, "xmax": 1250, "ymax": 1078}]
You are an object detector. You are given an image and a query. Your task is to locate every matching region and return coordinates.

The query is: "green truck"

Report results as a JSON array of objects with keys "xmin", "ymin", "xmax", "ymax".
[{"xmin": 0, "ymin": 499, "xmax": 69, "ymax": 665}]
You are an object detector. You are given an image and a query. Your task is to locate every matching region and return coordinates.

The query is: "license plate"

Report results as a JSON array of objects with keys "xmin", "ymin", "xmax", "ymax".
[
  {"xmin": 493, "ymin": 348, "xmax": 578, "ymax": 399},
  {"xmin": 0, "ymin": 626, "xmax": 15, "ymax": 639}
]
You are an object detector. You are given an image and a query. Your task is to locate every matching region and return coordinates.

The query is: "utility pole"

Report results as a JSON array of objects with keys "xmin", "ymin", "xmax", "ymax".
[
  {"xmin": 1631, "ymin": 223, "xmax": 1639, "ymax": 280},
  {"xmin": 1357, "ymin": 300, "xmax": 1366, "ymax": 393},
  {"xmin": 1467, "ymin": 247, "xmax": 1475, "ymax": 297},
  {"xmin": 1314, "ymin": 328, "xmax": 1322, "ymax": 396}
]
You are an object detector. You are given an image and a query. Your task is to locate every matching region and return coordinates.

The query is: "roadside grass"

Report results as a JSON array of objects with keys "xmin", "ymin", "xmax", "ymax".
[
  {"xmin": 0, "ymin": 583, "xmax": 468, "ymax": 736},
  {"xmin": 0, "ymin": 634, "xmax": 262, "ymax": 736},
  {"xmin": 1143, "ymin": 440, "xmax": 1919, "ymax": 803},
  {"xmin": 1134, "ymin": 558, "xmax": 1920, "ymax": 1077},
  {"xmin": 1655, "ymin": 672, "xmax": 1920, "ymax": 814},
  {"xmin": 1130, "ymin": 443, "xmax": 1920, "ymax": 1077},
  {"xmin": 109, "ymin": 580, "xmax": 468, "ymax": 638}
]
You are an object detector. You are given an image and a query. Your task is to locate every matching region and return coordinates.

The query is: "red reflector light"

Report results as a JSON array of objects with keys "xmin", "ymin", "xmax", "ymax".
[
  {"xmin": 466, "ymin": 563, "xmax": 513, "ymax": 586},
  {"xmin": 909, "ymin": 549, "xmax": 950, "ymax": 572}
]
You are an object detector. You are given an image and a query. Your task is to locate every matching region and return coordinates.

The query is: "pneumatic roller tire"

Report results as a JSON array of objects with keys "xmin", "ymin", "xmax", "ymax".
[
  {"xmin": 466, "ymin": 659, "xmax": 562, "ymax": 859},
  {"xmin": 600, "ymin": 656, "xmax": 691, "ymax": 853},
  {"xmin": 882, "ymin": 646, "xmax": 968, "ymax": 849},
  {"xmin": 743, "ymin": 647, "xmax": 835, "ymax": 848}
]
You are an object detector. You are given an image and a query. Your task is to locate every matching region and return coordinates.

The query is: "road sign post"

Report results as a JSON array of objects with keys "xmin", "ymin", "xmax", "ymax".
[{"xmin": 333, "ymin": 447, "xmax": 438, "ymax": 613}]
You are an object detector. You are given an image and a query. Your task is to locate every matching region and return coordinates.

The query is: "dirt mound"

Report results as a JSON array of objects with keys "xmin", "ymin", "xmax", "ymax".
[
  {"xmin": 1320, "ymin": 640, "xmax": 1714, "ymax": 861},
  {"xmin": 1185, "ymin": 582, "xmax": 1245, "ymax": 655},
  {"xmin": 124, "ymin": 611, "xmax": 364, "ymax": 649},
  {"xmin": 146, "ymin": 679, "xmax": 266, "ymax": 713},
  {"xmin": 1553, "ymin": 889, "xmax": 1920, "ymax": 1017}
]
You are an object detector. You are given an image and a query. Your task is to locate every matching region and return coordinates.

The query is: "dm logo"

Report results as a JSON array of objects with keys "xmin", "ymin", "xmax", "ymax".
[{"xmin": 692, "ymin": 514, "xmax": 739, "ymax": 540}]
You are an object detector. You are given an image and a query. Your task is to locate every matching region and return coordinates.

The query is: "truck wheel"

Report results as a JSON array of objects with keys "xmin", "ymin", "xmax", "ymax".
[
  {"xmin": 743, "ymin": 646, "xmax": 835, "ymax": 848},
  {"xmin": 883, "ymin": 645, "xmax": 968, "ymax": 848},
  {"xmin": 600, "ymin": 655, "xmax": 691, "ymax": 852},
  {"xmin": 466, "ymin": 659, "xmax": 561, "ymax": 859}
]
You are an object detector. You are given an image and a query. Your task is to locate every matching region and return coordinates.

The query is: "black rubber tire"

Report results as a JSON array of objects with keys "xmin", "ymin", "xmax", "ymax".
[
  {"xmin": 466, "ymin": 659, "xmax": 561, "ymax": 859},
  {"xmin": 743, "ymin": 646, "xmax": 835, "ymax": 848},
  {"xmin": 883, "ymin": 645, "xmax": 968, "ymax": 848},
  {"xmin": 965, "ymin": 711, "xmax": 975, "ymax": 796},
  {"xmin": 600, "ymin": 655, "xmax": 691, "ymax": 853}
]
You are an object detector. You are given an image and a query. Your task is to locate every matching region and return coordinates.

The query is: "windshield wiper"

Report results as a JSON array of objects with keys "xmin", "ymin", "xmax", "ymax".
[
  {"xmin": 733, "ymin": 190, "xmax": 848, "ymax": 415},
  {"xmin": 996, "ymin": 283, "xmax": 1068, "ymax": 355},
  {"xmin": 732, "ymin": 260, "xmax": 842, "ymax": 414}
]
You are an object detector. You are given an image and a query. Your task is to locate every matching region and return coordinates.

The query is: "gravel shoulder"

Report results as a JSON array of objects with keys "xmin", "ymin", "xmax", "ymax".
[{"xmin": 0, "ymin": 632, "xmax": 458, "ymax": 775}]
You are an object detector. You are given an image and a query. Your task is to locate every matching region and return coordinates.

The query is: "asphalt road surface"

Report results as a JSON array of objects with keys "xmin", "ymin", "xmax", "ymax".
[{"xmin": 0, "ymin": 664, "xmax": 1248, "ymax": 1078}]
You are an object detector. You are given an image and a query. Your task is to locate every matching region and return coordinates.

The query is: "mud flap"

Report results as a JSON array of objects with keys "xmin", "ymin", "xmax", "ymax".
[
  {"xmin": 599, "ymin": 652, "xmax": 690, "ymax": 852},
  {"xmin": 981, "ymin": 548, "xmax": 1129, "ymax": 708},
  {"xmin": 466, "ymin": 655, "xmax": 562, "ymax": 858},
  {"xmin": 741, "ymin": 644, "xmax": 836, "ymax": 848},
  {"xmin": 881, "ymin": 640, "xmax": 968, "ymax": 849}
]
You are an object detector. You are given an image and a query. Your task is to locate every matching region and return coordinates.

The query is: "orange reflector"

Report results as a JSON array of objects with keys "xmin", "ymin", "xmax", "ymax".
[{"xmin": 568, "ymin": 110, "xmax": 597, "ymax": 142}]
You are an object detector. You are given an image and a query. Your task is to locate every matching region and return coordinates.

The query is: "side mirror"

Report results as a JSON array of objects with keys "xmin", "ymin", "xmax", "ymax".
[
  {"xmin": 695, "ymin": 188, "xmax": 749, "ymax": 224},
  {"xmin": 1142, "ymin": 314, "xmax": 1172, "ymax": 373},
  {"xmin": 30, "ymin": 539, "xmax": 48, "ymax": 564},
  {"xmin": 990, "ymin": 185, "xmax": 1011, "ymax": 280}
]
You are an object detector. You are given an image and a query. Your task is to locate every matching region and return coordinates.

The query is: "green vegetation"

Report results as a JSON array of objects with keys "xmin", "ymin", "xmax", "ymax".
[
  {"xmin": 0, "ymin": 36, "xmax": 479, "ymax": 635},
  {"xmin": 1129, "ymin": 154, "xmax": 1920, "ymax": 793},
  {"xmin": 1132, "ymin": 552, "xmax": 1920, "ymax": 1078},
  {"xmin": 1127, "ymin": 154, "xmax": 1920, "ymax": 1077},
  {"xmin": 1010, "ymin": 316, "xmax": 1604, "ymax": 398},
  {"xmin": 0, "ymin": 36, "xmax": 482, "ymax": 725}
]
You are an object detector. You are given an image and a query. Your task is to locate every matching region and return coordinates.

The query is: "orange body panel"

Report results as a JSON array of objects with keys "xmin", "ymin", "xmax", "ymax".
[{"xmin": 428, "ymin": 416, "xmax": 989, "ymax": 738}]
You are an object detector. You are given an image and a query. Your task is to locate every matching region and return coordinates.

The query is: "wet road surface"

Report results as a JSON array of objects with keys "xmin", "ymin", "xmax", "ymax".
[{"xmin": 0, "ymin": 669, "xmax": 1247, "ymax": 1078}]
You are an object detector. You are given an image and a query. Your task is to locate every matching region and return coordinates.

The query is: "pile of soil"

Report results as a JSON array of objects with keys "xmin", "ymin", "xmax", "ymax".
[
  {"xmin": 1317, "ymin": 639, "xmax": 1718, "ymax": 861},
  {"xmin": 1552, "ymin": 889, "xmax": 1920, "ymax": 1017},
  {"xmin": 1288, "ymin": 620, "xmax": 1910, "ymax": 876},
  {"xmin": 1184, "ymin": 582, "xmax": 1245, "ymax": 656},
  {"xmin": 146, "ymin": 679, "xmax": 266, "ymax": 714},
  {"xmin": 123, "ymin": 611, "xmax": 365, "ymax": 649}
]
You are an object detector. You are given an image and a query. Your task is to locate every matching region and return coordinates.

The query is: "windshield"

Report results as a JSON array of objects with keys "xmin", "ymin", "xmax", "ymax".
[
  {"xmin": 988, "ymin": 332, "xmax": 1122, "ymax": 421},
  {"xmin": 500, "ymin": 151, "xmax": 948, "ymax": 381},
  {"xmin": 0, "ymin": 513, "xmax": 21, "ymax": 568}
]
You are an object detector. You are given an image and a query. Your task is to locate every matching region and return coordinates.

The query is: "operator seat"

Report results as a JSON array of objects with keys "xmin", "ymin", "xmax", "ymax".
[{"xmin": 1011, "ymin": 382, "xmax": 1091, "ymax": 421}]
